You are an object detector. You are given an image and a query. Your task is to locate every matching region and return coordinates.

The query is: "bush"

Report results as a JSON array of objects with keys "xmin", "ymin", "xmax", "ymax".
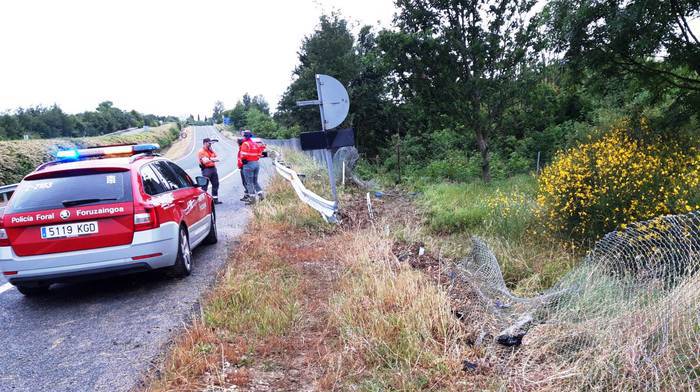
[
  {"xmin": 423, "ymin": 154, "xmax": 480, "ymax": 182},
  {"xmin": 537, "ymin": 119, "xmax": 700, "ymax": 240}
]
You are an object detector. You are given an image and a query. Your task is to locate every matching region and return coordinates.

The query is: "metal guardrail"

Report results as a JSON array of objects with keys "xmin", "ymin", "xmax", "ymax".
[
  {"xmin": 271, "ymin": 152, "xmax": 338, "ymax": 223},
  {"xmin": 0, "ymin": 184, "xmax": 18, "ymax": 210}
]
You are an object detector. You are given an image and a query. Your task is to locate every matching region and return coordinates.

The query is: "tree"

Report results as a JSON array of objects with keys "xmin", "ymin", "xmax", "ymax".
[
  {"xmin": 223, "ymin": 101, "xmax": 247, "ymax": 129},
  {"xmin": 245, "ymin": 108, "xmax": 281, "ymax": 137},
  {"xmin": 276, "ymin": 13, "xmax": 360, "ymax": 132},
  {"xmin": 212, "ymin": 101, "xmax": 225, "ymax": 123},
  {"xmin": 0, "ymin": 102, "xmax": 175, "ymax": 139},
  {"xmin": 250, "ymin": 95, "xmax": 270, "ymax": 115},
  {"xmin": 242, "ymin": 93, "xmax": 252, "ymax": 109},
  {"xmin": 346, "ymin": 25, "xmax": 395, "ymax": 157},
  {"xmin": 379, "ymin": 0, "xmax": 538, "ymax": 181},
  {"xmin": 544, "ymin": 0, "xmax": 700, "ymax": 92}
]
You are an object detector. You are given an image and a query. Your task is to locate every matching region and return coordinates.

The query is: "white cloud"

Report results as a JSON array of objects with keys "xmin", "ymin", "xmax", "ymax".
[{"xmin": 0, "ymin": 0, "xmax": 395, "ymax": 118}]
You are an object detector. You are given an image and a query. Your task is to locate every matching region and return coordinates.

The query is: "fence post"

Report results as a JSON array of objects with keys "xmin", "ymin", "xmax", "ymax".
[{"xmin": 396, "ymin": 133, "xmax": 401, "ymax": 184}]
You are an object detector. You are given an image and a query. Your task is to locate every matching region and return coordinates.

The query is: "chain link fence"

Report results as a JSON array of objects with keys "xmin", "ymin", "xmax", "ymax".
[{"xmin": 453, "ymin": 212, "xmax": 700, "ymax": 390}]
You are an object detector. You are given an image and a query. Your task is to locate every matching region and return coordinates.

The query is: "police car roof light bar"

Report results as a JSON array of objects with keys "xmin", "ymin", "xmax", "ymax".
[{"xmin": 55, "ymin": 143, "xmax": 161, "ymax": 162}]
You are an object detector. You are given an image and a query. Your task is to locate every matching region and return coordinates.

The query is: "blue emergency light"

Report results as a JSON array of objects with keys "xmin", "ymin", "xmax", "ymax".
[
  {"xmin": 54, "ymin": 143, "xmax": 160, "ymax": 162},
  {"xmin": 55, "ymin": 149, "xmax": 80, "ymax": 161},
  {"xmin": 133, "ymin": 144, "xmax": 160, "ymax": 153}
]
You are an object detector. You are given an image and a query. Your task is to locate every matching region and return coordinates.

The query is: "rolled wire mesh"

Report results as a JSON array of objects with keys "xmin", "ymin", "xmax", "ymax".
[{"xmin": 457, "ymin": 212, "xmax": 700, "ymax": 391}]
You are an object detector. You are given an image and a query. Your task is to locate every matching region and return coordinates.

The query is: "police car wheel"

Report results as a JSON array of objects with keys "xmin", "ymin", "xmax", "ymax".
[
  {"xmin": 16, "ymin": 284, "xmax": 50, "ymax": 297},
  {"xmin": 203, "ymin": 209, "xmax": 218, "ymax": 245},
  {"xmin": 168, "ymin": 227, "xmax": 192, "ymax": 278}
]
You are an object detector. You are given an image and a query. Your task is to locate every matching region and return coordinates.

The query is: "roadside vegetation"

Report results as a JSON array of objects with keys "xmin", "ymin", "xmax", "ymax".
[
  {"xmin": 217, "ymin": 0, "xmax": 696, "ymax": 294},
  {"xmin": 147, "ymin": 0, "xmax": 697, "ymax": 388},
  {"xmin": 0, "ymin": 123, "xmax": 181, "ymax": 185},
  {"xmin": 145, "ymin": 150, "xmax": 470, "ymax": 390},
  {"xmin": 0, "ymin": 100, "xmax": 177, "ymax": 140},
  {"xmin": 209, "ymin": 0, "xmax": 697, "ymax": 246},
  {"xmin": 214, "ymin": 93, "xmax": 299, "ymax": 139},
  {"xmin": 418, "ymin": 175, "xmax": 578, "ymax": 295},
  {"xmin": 147, "ymin": 135, "xmax": 699, "ymax": 389}
]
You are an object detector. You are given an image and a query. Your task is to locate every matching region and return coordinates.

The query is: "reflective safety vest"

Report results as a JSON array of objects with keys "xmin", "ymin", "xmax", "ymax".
[
  {"xmin": 240, "ymin": 139, "xmax": 263, "ymax": 162},
  {"xmin": 198, "ymin": 148, "xmax": 217, "ymax": 168}
]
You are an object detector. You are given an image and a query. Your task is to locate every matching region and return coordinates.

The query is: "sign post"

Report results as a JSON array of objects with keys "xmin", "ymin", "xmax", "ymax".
[{"xmin": 296, "ymin": 74, "xmax": 351, "ymax": 205}]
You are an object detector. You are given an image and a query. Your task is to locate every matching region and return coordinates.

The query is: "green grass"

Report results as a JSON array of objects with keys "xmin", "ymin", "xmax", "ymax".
[
  {"xmin": 204, "ymin": 266, "xmax": 301, "ymax": 338},
  {"xmin": 417, "ymin": 175, "xmax": 579, "ymax": 294},
  {"xmin": 420, "ymin": 174, "xmax": 537, "ymax": 240}
]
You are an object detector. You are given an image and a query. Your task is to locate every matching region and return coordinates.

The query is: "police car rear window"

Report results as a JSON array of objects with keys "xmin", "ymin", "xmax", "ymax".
[{"xmin": 6, "ymin": 172, "xmax": 132, "ymax": 214}]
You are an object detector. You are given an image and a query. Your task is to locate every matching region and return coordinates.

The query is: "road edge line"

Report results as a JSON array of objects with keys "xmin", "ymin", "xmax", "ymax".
[{"xmin": 0, "ymin": 282, "xmax": 14, "ymax": 294}]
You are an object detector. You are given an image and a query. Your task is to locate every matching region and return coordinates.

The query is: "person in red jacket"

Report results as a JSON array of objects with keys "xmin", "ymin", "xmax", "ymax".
[
  {"xmin": 240, "ymin": 130, "xmax": 265, "ymax": 204},
  {"xmin": 236, "ymin": 137, "xmax": 249, "ymax": 201},
  {"xmin": 198, "ymin": 138, "xmax": 222, "ymax": 204}
]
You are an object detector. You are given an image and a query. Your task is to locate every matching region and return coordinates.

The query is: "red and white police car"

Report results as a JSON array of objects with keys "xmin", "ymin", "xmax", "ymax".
[{"xmin": 0, "ymin": 143, "xmax": 217, "ymax": 296}]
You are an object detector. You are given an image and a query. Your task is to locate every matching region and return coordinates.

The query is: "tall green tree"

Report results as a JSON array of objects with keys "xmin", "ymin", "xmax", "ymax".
[
  {"xmin": 379, "ymin": 0, "xmax": 539, "ymax": 181},
  {"xmin": 542, "ymin": 0, "xmax": 700, "ymax": 147},
  {"xmin": 212, "ymin": 101, "xmax": 225, "ymax": 123},
  {"xmin": 276, "ymin": 13, "xmax": 360, "ymax": 132},
  {"xmin": 346, "ymin": 25, "xmax": 395, "ymax": 157},
  {"xmin": 544, "ymin": 0, "xmax": 700, "ymax": 91}
]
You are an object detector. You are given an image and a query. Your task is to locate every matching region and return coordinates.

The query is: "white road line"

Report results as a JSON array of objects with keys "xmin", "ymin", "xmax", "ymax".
[
  {"xmin": 0, "ymin": 282, "xmax": 14, "ymax": 294},
  {"xmin": 220, "ymin": 169, "xmax": 240, "ymax": 183}
]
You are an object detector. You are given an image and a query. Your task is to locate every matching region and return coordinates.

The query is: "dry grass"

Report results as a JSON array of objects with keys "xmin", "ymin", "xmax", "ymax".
[
  {"xmin": 321, "ymin": 229, "xmax": 467, "ymax": 390},
  {"xmin": 144, "ymin": 154, "xmax": 480, "ymax": 390},
  {"xmin": 145, "ymin": 228, "xmax": 304, "ymax": 391},
  {"xmin": 144, "ymin": 176, "xmax": 334, "ymax": 391},
  {"xmin": 145, "ymin": 148, "xmax": 700, "ymax": 391}
]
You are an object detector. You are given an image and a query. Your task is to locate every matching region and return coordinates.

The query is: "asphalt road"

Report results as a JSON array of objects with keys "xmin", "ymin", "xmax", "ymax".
[{"xmin": 0, "ymin": 126, "xmax": 272, "ymax": 391}]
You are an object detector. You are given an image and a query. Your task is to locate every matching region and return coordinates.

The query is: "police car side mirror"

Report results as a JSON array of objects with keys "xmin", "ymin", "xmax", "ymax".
[{"xmin": 195, "ymin": 176, "xmax": 209, "ymax": 189}]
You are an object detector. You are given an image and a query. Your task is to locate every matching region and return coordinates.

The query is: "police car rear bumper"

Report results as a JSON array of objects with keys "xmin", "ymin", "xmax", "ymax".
[{"xmin": 0, "ymin": 222, "xmax": 179, "ymax": 286}]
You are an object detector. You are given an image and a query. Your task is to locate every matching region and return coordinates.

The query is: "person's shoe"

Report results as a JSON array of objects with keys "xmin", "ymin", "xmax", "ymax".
[
  {"xmin": 240, "ymin": 194, "xmax": 250, "ymax": 202},
  {"xmin": 214, "ymin": 198, "xmax": 223, "ymax": 205},
  {"xmin": 245, "ymin": 197, "xmax": 256, "ymax": 205},
  {"xmin": 257, "ymin": 192, "xmax": 265, "ymax": 201}
]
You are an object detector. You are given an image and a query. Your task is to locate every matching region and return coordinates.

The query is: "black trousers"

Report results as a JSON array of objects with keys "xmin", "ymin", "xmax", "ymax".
[{"xmin": 202, "ymin": 167, "xmax": 219, "ymax": 198}]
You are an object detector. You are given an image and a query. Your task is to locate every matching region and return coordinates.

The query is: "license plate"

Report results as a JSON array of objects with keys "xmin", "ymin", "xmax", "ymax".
[{"xmin": 41, "ymin": 221, "xmax": 99, "ymax": 239}]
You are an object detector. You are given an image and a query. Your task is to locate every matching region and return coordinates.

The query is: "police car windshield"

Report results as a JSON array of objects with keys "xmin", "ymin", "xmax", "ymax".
[{"xmin": 6, "ymin": 172, "xmax": 132, "ymax": 214}]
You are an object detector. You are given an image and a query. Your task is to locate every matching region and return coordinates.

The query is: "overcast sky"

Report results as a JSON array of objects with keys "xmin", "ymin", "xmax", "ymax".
[{"xmin": 0, "ymin": 0, "xmax": 396, "ymax": 118}]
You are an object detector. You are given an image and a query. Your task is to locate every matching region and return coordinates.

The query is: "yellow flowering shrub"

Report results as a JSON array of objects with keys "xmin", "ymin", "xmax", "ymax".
[{"xmin": 537, "ymin": 120, "xmax": 700, "ymax": 240}]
